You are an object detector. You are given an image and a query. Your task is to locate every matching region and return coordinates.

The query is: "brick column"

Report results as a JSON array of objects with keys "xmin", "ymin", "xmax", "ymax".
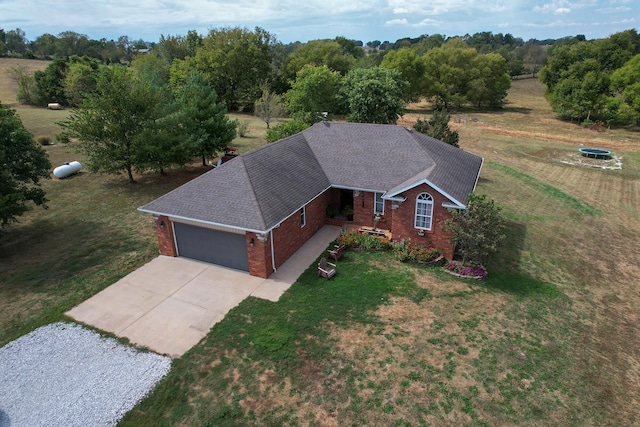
[
  {"xmin": 247, "ymin": 232, "xmax": 273, "ymax": 278},
  {"xmin": 155, "ymin": 215, "xmax": 177, "ymax": 257}
]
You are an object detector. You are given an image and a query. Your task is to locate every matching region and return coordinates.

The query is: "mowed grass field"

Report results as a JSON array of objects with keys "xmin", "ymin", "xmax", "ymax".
[{"xmin": 2, "ymin": 57, "xmax": 640, "ymax": 425}]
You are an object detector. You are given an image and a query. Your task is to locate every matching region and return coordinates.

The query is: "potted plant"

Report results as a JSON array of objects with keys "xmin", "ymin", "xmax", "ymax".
[
  {"xmin": 326, "ymin": 204, "xmax": 339, "ymax": 218},
  {"xmin": 417, "ymin": 228, "xmax": 425, "ymax": 236},
  {"xmin": 343, "ymin": 205, "xmax": 354, "ymax": 221}
]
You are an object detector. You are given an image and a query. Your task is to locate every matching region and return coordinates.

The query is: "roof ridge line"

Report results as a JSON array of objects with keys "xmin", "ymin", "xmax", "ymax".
[{"xmin": 237, "ymin": 157, "xmax": 268, "ymax": 231}]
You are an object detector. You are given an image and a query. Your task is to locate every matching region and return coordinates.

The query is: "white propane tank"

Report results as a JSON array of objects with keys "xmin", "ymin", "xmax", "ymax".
[{"xmin": 53, "ymin": 161, "xmax": 82, "ymax": 178}]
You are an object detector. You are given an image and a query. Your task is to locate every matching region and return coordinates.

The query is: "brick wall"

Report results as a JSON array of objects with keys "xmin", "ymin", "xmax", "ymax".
[
  {"xmin": 155, "ymin": 215, "xmax": 177, "ymax": 257},
  {"xmin": 271, "ymin": 190, "xmax": 331, "ymax": 270},
  {"xmin": 353, "ymin": 191, "xmax": 392, "ymax": 229},
  {"xmin": 154, "ymin": 185, "xmax": 457, "ymax": 278},
  {"xmin": 388, "ymin": 184, "xmax": 456, "ymax": 259},
  {"xmin": 246, "ymin": 232, "xmax": 273, "ymax": 278}
]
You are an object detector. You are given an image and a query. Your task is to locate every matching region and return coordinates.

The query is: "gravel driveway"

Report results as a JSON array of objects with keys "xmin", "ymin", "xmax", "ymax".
[{"xmin": 0, "ymin": 322, "xmax": 171, "ymax": 427}]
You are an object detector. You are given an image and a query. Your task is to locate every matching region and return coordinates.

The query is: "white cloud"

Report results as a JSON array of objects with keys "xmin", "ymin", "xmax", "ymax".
[
  {"xmin": 385, "ymin": 18, "xmax": 409, "ymax": 26},
  {"xmin": 555, "ymin": 7, "xmax": 571, "ymax": 14},
  {"xmin": 386, "ymin": 0, "xmax": 509, "ymax": 16},
  {"xmin": 534, "ymin": 0, "xmax": 572, "ymax": 14},
  {"xmin": 417, "ymin": 18, "xmax": 440, "ymax": 27}
]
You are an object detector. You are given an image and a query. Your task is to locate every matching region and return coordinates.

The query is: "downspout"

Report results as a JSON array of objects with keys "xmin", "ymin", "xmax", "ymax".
[{"xmin": 270, "ymin": 230, "xmax": 277, "ymax": 274}]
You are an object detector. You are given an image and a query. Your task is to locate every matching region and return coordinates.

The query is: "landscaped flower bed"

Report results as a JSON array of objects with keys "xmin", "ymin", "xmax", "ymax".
[
  {"xmin": 336, "ymin": 229, "xmax": 392, "ymax": 251},
  {"xmin": 444, "ymin": 262, "xmax": 488, "ymax": 280},
  {"xmin": 393, "ymin": 238, "xmax": 443, "ymax": 265}
]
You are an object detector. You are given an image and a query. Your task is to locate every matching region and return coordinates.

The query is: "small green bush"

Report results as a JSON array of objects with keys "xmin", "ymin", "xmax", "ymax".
[
  {"xmin": 237, "ymin": 121, "xmax": 250, "ymax": 137},
  {"xmin": 54, "ymin": 132, "xmax": 70, "ymax": 144},
  {"xmin": 36, "ymin": 135, "xmax": 52, "ymax": 146}
]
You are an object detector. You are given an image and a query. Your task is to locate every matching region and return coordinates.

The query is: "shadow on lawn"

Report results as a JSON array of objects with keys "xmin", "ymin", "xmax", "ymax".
[
  {"xmin": 483, "ymin": 219, "xmax": 562, "ymax": 298},
  {"xmin": 0, "ymin": 218, "xmax": 136, "ymax": 293}
]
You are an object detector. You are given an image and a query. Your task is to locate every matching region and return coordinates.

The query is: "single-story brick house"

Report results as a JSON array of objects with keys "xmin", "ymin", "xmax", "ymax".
[{"xmin": 139, "ymin": 122, "xmax": 483, "ymax": 278}]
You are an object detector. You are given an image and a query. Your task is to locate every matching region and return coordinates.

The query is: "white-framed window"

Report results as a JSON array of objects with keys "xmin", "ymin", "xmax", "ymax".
[
  {"xmin": 414, "ymin": 193, "xmax": 434, "ymax": 230},
  {"xmin": 374, "ymin": 192, "xmax": 384, "ymax": 215},
  {"xmin": 300, "ymin": 206, "xmax": 306, "ymax": 228}
]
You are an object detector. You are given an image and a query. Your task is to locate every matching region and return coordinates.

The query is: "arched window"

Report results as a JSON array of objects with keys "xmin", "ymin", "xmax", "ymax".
[{"xmin": 414, "ymin": 193, "xmax": 434, "ymax": 230}]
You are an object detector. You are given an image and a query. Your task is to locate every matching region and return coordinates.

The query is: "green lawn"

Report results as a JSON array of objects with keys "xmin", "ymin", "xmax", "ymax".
[{"xmin": 121, "ymin": 250, "xmax": 598, "ymax": 426}]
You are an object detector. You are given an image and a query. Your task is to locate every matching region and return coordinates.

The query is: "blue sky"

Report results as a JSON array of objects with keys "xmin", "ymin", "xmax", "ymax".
[{"xmin": 1, "ymin": 0, "xmax": 637, "ymax": 44}]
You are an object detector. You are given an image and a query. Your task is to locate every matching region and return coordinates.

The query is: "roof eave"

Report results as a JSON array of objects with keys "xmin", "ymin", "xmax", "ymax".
[
  {"xmin": 385, "ymin": 178, "xmax": 466, "ymax": 209},
  {"xmin": 137, "ymin": 207, "xmax": 269, "ymax": 234}
]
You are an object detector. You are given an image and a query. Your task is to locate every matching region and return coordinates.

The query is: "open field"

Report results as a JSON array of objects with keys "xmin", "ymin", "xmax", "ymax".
[{"xmin": 2, "ymin": 59, "xmax": 640, "ymax": 425}]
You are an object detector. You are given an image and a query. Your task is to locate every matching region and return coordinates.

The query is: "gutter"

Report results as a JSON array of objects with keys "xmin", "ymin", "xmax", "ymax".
[
  {"xmin": 137, "ymin": 207, "xmax": 268, "ymax": 235},
  {"xmin": 270, "ymin": 230, "xmax": 276, "ymax": 274}
]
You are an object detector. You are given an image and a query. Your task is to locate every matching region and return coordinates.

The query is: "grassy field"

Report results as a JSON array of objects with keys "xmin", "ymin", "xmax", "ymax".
[{"xmin": 2, "ymin": 58, "xmax": 640, "ymax": 425}]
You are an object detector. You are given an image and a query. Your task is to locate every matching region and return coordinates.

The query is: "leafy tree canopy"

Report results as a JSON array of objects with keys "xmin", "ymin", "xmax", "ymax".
[
  {"xmin": 539, "ymin": 29, "xmax": 640, "ymax": 123},
  {"xmin": 340, "ymin": 67, "xmax": 408, "ymax": 124},
  {"xmin": 0, "ymin": 103, "xmax": 51, "ymax": 226},
  {"xmin": 60, "ymin": 67, "xmax": 170, "ymax": 183},
  {"xmin": 380, "ymin": 47, "xmax": 427, "ymax": 102},
  {"xmin": 284, "ymin": 39, "xmax": 356, "ymax": 82},
  {"xmin": 265, "ymin": 120, "xmax": 309, "ymax": 143},
  {"xmin": 285, "ymin": 65, "xmax": 342, "ymax": 125},
  {"xmin": 443, "ymin": 193, "xmax": 506, "ymax": 266},
  {"xmin": 413, "ymin": 110, "xmax": 460, "ymax": 147},
  {"xmin": 176, "ymin": 71, "xmax": 238, "ymax": 166},
  {"xmin": 193, "ymin": 27, "xmax": 276, "ymax": 111}
]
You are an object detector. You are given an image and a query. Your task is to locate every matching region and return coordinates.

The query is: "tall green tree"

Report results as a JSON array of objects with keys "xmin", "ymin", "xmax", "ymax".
[
  {"xmin": 176, "ymin": 71, "xmax": 238, "ymax": 166},
  {"xmin": 423, "ymin": 42, "xmax": 479, "ymax": 108},
  {"xmin": 468, "ymin": 52, "xmax": 511, "ymax": 108},
  {"xmin": 31, "ymin": 33, "xmax": 58, "ymax": 57},
  {"xmin": 63, "ymin": 56, "xmax": 101, "ymax": 106},
  {"xmin": 193, "ymin": 27, "xmax": 276, "ymax": 110},
  {"xmin": 33, "ymin": 58, "xmax": 68, "ymax": 106},
  {"xmin": 5, "ymin": 28, "xmax": 27, "ymax": 54},
  {"xmin": 60, "ymin": 67, "xmax": 167, "ymax": 183},
  {"xmin": 284, "ymin": 39, "xmax": 356, "ymax": 81},
  {"xmin": 611, "ymin": 54, "xmax": 640, "ymax": 124},
  {"xmin": 380, "ymin": 48, "xmax": 427, "ymax": 102},
  {"xmin": 0, "ymin": 103, "xmax": 51, "ymax": 226},
  {"xmin": 540, "ymin": 30, "xmax": 640, "ymax": 122},
  {"xmin": 340, "ymin": 67, "xmax": 408, "ymax": 124},
  {"xmin": 285, "ymin": 65, "xmax": 342, "ymax": 125},
  {"xmin": 413, "ymin": 110, "xmax": 459, "ymax": 148},
  {"xmin": 443, "ymin": 194, "xmax": 506, "ymax": 266},
  {"xmin": 254, "ymin": 87, "xmax": 285, "ymax": 129}
]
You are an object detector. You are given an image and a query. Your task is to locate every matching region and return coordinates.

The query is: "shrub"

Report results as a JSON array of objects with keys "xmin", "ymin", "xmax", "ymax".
[
  {"xmin": 36, "ymin": 135, "xmax": 51, "ymax": 146},
  {"xmin": 54, "ymin": 132, "xmax": 70, "ymax": 144},
  {"xmin": 265, "ymin": 120, "xmax": 309, "ymax": 142},
  {"xmin": 393, "ymin": 238, "xmax": 442, "ymax": 264},
  {"xmin": 237, "ymin": 121, "xmax": 250, "ymax": 137},
  {"xmin": 336, "ymin": 229, "xmax": 392, "ymax": 251}
]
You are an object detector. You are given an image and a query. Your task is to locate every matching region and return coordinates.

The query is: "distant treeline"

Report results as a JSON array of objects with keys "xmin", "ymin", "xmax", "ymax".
[
  {"xmin": 1, "ymin": 27, "xmax": 562, "ymax": 74},
  {"xmin": 4, "ymin": 26, "xmax": 639, "ymax": 126}
]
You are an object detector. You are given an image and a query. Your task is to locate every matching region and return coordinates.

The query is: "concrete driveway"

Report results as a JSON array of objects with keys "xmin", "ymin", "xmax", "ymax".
[{"xmin": 66, "ymin": 225, "xmax": 340, "ymax": 358}]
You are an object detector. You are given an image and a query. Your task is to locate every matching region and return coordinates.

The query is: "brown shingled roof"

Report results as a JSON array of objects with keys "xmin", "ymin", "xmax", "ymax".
[{"xmin": 139, "ymin": 122, "xmax": 483, "ymax": 231}]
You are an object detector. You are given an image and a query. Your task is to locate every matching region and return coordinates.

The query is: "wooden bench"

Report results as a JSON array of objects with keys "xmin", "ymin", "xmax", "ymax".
[{"xmin": 328, "ymin": 244, "xmax": 345, "ymax": 262}]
